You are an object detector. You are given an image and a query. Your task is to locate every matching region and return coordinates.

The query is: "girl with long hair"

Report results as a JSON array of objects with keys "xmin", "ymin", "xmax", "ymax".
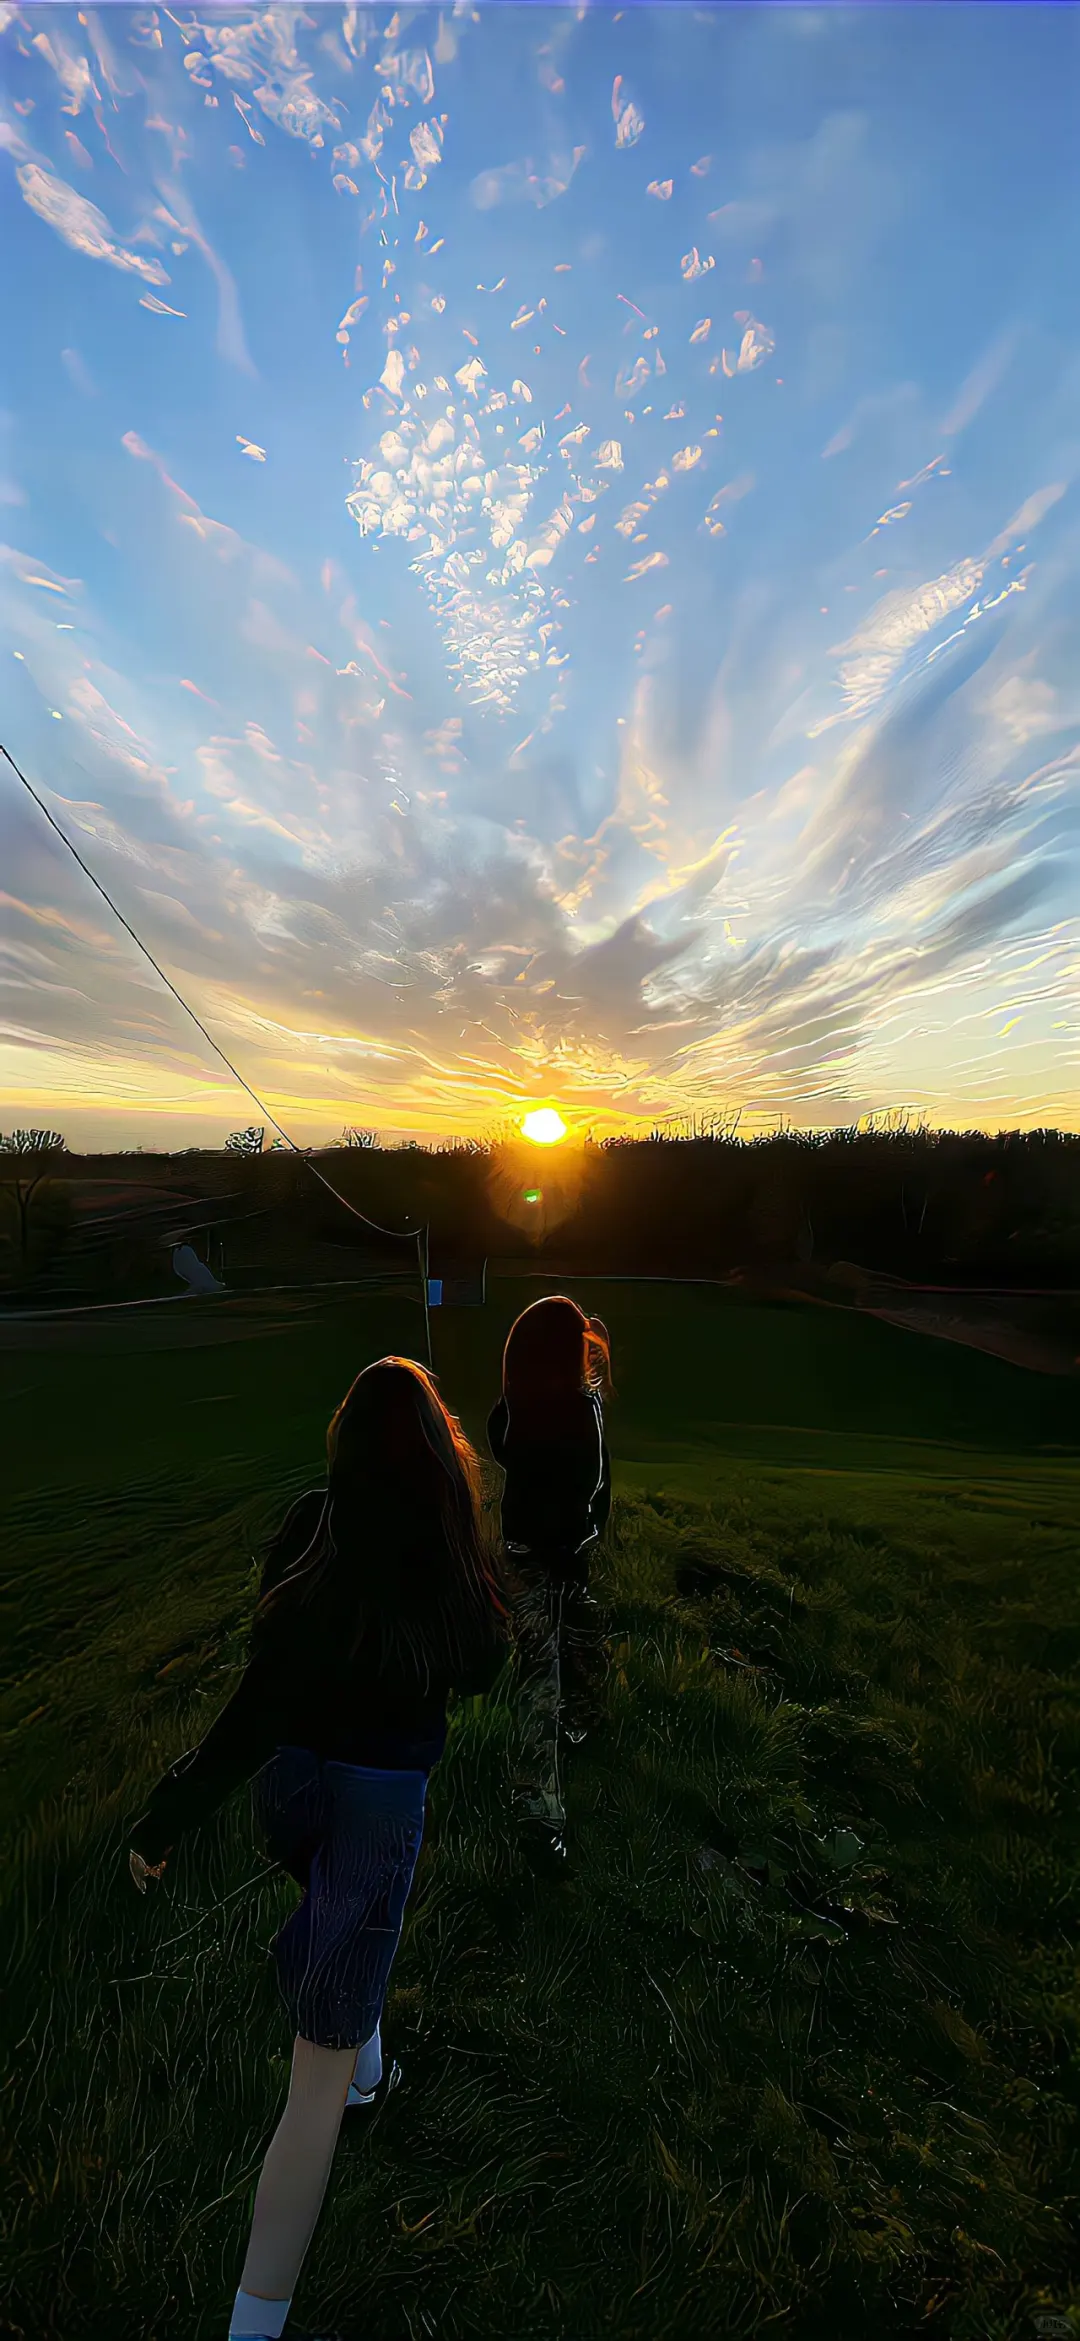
[
  {"xmin": 128, "ymin": 1358, "xmax": 508, "ymax": 2341},
  {"xmin": 486, "ymin": 1296, "xmax": 613, "ymax": 1862}
]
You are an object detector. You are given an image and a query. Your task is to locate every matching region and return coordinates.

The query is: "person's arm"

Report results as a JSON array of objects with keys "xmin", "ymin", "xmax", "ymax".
[
  {"xmin": 128, "ymin": 1645, "xmax": 290, "ymax": 1867},
  {"xmin": 454, "ymin": 1612, "xmax": 511, "ymax": 1698},
  {"xmin": 594, "ymin": 1432, "xmax": 612, "ymax": 1539},
  {"xmin": 486, "ymin": 1397, "xmax": 509, "ymax": 1469},
  {"xmin": 258, "ymin": 1488, "xmax": 327, "ymax": 1602},
  {"xmin": 577, "ymin": 1392, "xmax": 611, "ymax": 1533}
]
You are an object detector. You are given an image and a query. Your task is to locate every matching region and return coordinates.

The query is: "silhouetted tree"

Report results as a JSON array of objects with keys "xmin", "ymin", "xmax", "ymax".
[{"xmin": 0, "ymin": 1130, "xmax": 70, "ymax": 1269}]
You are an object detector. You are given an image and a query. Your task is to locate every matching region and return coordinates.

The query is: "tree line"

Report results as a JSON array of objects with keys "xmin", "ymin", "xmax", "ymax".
[{"xmin": 2, "ymin": 1120, "xmax": 1076, "ymax": 1293}]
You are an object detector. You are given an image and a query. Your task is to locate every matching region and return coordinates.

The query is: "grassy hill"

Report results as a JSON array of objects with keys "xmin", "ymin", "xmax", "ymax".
[{"xmin": 1, "ymin": 1281, "xmax": 1077, "ymax": 2339}]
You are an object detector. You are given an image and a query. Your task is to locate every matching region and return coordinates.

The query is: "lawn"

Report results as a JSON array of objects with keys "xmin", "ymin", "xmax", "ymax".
[{"xmin": 1, "ymin": 1278, "xmax": 1077, "ymax": 2340}]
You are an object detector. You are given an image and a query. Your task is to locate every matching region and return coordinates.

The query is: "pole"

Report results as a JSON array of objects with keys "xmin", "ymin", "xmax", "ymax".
[{"xmin": 420, "ymin": 1225, "xmax": 433, "ymax": 1370}]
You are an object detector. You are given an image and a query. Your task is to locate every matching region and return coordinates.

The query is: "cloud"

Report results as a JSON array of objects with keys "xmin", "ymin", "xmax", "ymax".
[
  {"xmin": 121, "ymin": 430, "xmax": 200, "ymax": 513},
  {"xmin": 153, "ymin": 185, "xmax": 255, "ymax": 373},
  {"xmin": 2, "ymin": 2, "xmax": 1077, "ymax": 1140},
  {"xmin": 470, "ymin": 148, "xmax": 587, "ymax": 210},
  {"xmin": 28, "ymin": 25, "xmax": 98, "ymax": 117},
  {"xmin": 986, "ymin": 673, "xmax": 1060, "ymax": 747},
  {"xmin": 820, "ymin": 383, "xmax": 919, "ymax": 460},
  {"xmin": 64, "ymin": 672, "xmax": 181, "ymax": 802},
  {"xmin": 708, "ymin": 111, "xmax": 907, "ymax": 307},
  {"xmin": 812, "ymin": 556, "xmax": 989, "ymax": 734},
  {"xmin": 120, "ymin": 432, "xmax": 293, "ymax": 589},
  {"xmin": 940, "ymin": 327, "xmax": 1019, "ymax": 439},
  {"xmin": 810, "ymin": 479, "xmax": 1070, "ymax": 737},
  {"xmin": 60, "ymin": 346, "xmax": 96, "ymax": 396},
  {"xmin": 0, "ymin": 116, "xmax": 33, "ymax": 165},
  {"xmin": 0, "ymin": 543, "xmax": 82, "ymax": 597},
  {"xmin": 986, "ymin": 480, "xmax": 1068, "ymax": 561},
  {"xmin": 14, "ymin": 163, "xmax": 170, "ymax": 284},
  {"xmin": 197, "ymin": 8, "xmax": 344, "ymax": 147}
]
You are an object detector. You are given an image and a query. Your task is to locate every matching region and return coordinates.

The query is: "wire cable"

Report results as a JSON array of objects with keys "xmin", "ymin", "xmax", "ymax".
[{"xmin": 1, "ymin": 740, "xmax": 433, "ymax": 1361}]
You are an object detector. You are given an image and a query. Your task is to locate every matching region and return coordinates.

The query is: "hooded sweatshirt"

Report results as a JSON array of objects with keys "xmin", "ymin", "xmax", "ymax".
[
  {"xmin": 486, "ymin": 1386, "xmax": 611, "ymax": 1564},
  {"xmin": 128, "ymin": 1488, "xmax": 507, "ymax": 1867}
]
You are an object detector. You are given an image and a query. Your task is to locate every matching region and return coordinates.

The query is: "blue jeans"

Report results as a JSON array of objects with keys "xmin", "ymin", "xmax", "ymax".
[{"xmin": 252, "ymin": 1747, "xmax": 428, "ymax": 2050}]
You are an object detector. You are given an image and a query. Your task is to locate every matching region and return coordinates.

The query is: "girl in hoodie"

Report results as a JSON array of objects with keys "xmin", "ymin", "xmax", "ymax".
[
  {"xmin": 128, "ymin": 1357, "xmax": 508, "ymax": 2341},
  {"xmin": 486, "ymin": 1296, "xmax": 613, "ymax": 1859}
]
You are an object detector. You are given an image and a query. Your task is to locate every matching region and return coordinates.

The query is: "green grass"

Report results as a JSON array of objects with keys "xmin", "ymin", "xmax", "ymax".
[
  {"xmin": 1, "ymin": 1282, "xmax": 1078, "ymax": 2339},
  {"xmin": 3, "ymin": 1273, "xmax": 1077, "ymax": 1507}
]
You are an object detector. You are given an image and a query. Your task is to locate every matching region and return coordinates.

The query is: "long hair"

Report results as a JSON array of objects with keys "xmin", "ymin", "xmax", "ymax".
[
  {"xmin": 501, "ymin": 1295, "xmax": 613, "ymax": 1439},
  {"xmin": 254, "ymin": 1357, "xmax": 506, "ymax": 1688}
]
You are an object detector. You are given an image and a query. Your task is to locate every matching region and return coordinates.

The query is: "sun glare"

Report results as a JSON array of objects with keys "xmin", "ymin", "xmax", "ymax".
[{"xmin": 521, "ymin": 1108, "xmax": 568, "ymax": 1146}]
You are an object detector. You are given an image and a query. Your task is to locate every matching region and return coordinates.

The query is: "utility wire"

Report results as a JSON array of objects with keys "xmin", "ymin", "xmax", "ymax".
[{"xmin": 1, "ymin": 740, "xmax": 433, "ymax": 1364}]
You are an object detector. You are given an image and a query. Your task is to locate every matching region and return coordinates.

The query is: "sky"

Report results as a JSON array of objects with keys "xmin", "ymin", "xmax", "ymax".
[{"xmin": 1, "ymin": 1, "xmax": 1079, "ymax": 1152}]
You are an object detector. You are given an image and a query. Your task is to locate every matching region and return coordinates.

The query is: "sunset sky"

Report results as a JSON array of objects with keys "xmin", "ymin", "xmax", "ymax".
[{"xmin": 2, "ymin": 1, "xmax": 1078, "ymax": 1152}]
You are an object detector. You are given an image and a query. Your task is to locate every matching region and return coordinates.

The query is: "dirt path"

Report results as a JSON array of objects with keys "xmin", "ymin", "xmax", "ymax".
[{"xmin": 774, "ymin": 1262, "xmax": 1080, "ymax": 1376}]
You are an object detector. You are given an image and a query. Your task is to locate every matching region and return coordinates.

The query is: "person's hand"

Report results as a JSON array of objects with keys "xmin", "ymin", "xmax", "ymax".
[{"xmin": 129, "ymin": 1848, "xmax": 167, "ymax": 1893}]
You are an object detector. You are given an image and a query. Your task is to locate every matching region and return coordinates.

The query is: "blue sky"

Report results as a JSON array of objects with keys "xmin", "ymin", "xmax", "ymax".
[{"xmin": 1, "ymin": 1, "xmax": 1078, "ymax": 1148}]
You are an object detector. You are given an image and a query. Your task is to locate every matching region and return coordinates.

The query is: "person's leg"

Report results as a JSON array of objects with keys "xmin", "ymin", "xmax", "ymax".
[
  {"xmin": 230, "ymin": 2032, "xmax": 356, "ymax": 2335},
  {"xmin": 559, "ymin": 1565, "xmax": 611, "ymax": 1736},
  {"xmin": 232, "ymin": 1765, "xmax": 426, "ymax": 2331},
  {"xmin": 510, "ymin": 1563, "xmax": 565, "ymax": 1829}
]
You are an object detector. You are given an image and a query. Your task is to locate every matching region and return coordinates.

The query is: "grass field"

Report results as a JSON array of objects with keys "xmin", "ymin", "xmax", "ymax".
[{"xmin": 1, "ymin": 1277, "xmax": 1078, "ymax": 2340}]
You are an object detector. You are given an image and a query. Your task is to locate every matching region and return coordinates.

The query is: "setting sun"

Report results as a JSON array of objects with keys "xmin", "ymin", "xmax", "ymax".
[{"xmin": 521, "ymin": 1108, "xmax": 568, "ymax": 1146}]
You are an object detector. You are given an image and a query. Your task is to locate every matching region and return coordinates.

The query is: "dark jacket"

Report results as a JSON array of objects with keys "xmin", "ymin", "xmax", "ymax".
[
  {"xmin": 486, "ymin": 1389, "xmax": 611, "ymax": 1561},
  {"xmin": 128, "ymin": 1488, "xmax": 507, "ymax": 1867}
]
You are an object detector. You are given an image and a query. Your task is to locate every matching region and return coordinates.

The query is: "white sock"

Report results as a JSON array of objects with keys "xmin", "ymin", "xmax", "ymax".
[
  {"xmin": 229, "ymin": 2287, "xmax": 291, "ymax": 2338},
  {"xmin": 345, "ymin": 2020, "xmax": 382, "ymax": 2105}
]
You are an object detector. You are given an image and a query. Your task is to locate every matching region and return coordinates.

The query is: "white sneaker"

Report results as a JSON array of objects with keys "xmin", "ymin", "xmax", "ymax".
[{"xmin": 341, "ymin": 2056, "xmax": 403, "ymax": 2119}]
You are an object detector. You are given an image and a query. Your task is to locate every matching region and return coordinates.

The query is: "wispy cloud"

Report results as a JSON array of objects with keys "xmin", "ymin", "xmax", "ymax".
[
  {"xmin": 153, "ymin": 183, "xmax": 255, "ymax": 374},
  {"xmin": 14, "ymin": 162, "xmax": 170, "ymax": 285},
  {"xmin": 940, "ymin": 327, "xmax": 1019, "ymax": 440}
]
